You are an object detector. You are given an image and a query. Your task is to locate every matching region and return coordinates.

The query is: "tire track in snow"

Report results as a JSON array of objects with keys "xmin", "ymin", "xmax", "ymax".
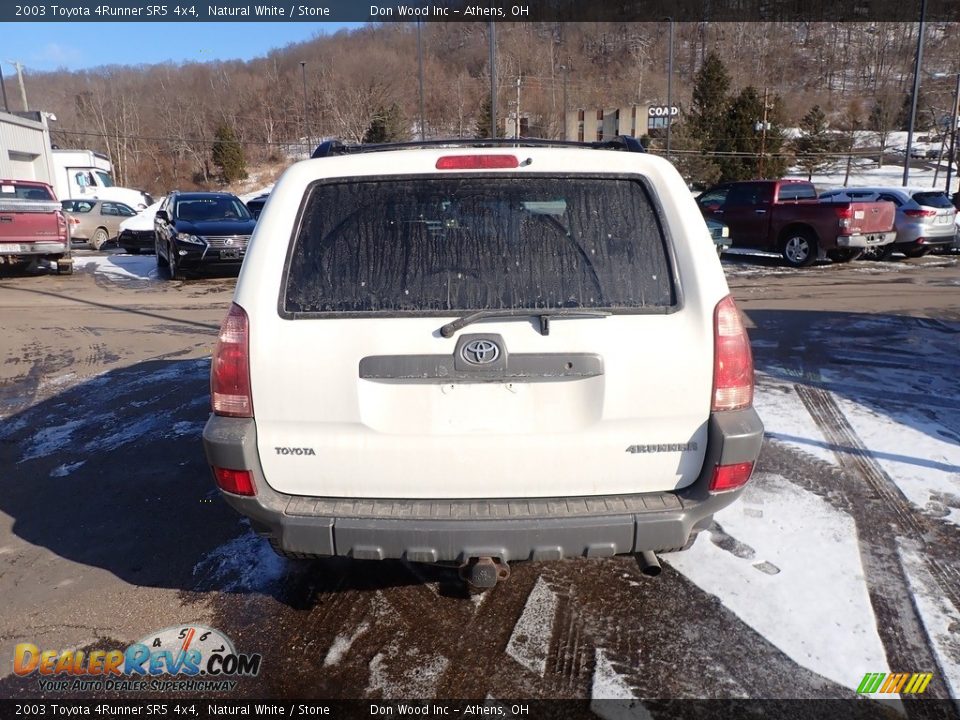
[{"xmin": 796, "ymin": 384, "xmax": 955, "ymax": 704}]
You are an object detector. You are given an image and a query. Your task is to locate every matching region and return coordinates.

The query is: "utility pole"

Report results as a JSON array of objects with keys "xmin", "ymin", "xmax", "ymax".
[
  {"xmin": 758, "ymin": 88, "xmax": 770, "ymax": 178},
  {"xmin": 946, "ymin": 73, "xmax": 960, "ymax": 194},
  {"xmin": 903, "ymin": 0, "xmax": 928, "ymax": 186},
  {"xmin": 515, "ymin": 72, "xmax": 522, "ymax": 138},
  {"xmin": 6, "ymin": 61, "xmax": 28, "ymax": 110},
  {"xmin": 417, "ymin": 21, "xmax": 426, "ymax": 141},
  {"xmin": 488, "ymin": 22, "xmax": 497, "ymax": 139},
  {"xmin": 0, "ymin": 64, "xmax": 9, "ymax": 112},
  {"xmin": 561, "ymin": 65, "xmax": 568, "ymax": 140},
  {"xmin": 299, "ymin": 61, "xmax": 308, "ymax": 156},
  {"xmin": 665, "ymin": 18, "xmax": 674, "ymax": 155}
]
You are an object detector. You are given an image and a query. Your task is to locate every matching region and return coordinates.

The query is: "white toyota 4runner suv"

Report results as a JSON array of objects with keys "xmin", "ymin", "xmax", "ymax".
[{"xmin": 203, "ymin": 138, "xmax": 763, "ymax": 587}]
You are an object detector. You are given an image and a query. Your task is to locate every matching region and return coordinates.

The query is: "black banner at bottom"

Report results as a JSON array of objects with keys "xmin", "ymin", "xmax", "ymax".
[{"xmin": 0, "ymin": 700, "xmax": 959, "ymax": 720}]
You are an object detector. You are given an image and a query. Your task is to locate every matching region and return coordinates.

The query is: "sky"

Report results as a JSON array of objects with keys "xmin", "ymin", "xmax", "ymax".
[{"xmin": 0, "ymin": 23, "xmax": 360, "ymax": 74}]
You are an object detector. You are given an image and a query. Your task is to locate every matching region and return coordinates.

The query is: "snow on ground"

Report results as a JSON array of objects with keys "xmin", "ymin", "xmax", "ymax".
[
  {"xmin": 753, "ymin": 378, "xmax": 840, "ymax": 467},
  {"xmin": 366, "ymin": 641, "xmax": 449, "ymax": 698},
  {"xmin": 72, "ymin": 254, "xmax": 158, "ymax": 281},
  {"xmin": 49, "ymin": 460, "xmax": 86, "ymax": 478},
  {"xmin": 505, "ymin": 576, "xmax": 559, "ymax": 677},
  {"xmin": 835, "ymin": 396, "xmax": 960, "ymax": 528},
  {"xmin": 665, "ymin": 473, "xmax": 888, "ymax": 692},
  {"xmin": 192, "ymin": 526, "xmax": 287, "ymax": 592},
  {"xmin": 897, "ymin": 540, "xmax": 960, "ymax": 701}
]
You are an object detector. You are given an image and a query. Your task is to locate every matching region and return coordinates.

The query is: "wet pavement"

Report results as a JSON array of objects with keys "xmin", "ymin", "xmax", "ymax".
[{"xmin": 1, "ymin": 248, "xmax": 959, "ymax": 710}]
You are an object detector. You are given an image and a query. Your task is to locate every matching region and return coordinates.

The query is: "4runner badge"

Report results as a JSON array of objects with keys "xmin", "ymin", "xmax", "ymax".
[
  {"xmin": 626, "ymin": 442, "xmax": 698, "ymax": 453},
  {"xmin": 275, "ymin": 447, "xmax": 316, "ymax": 456}
]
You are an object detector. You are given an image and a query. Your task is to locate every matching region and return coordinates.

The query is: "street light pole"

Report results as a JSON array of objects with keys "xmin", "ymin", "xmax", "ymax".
[
  {"xmin": 903, "ymin": 0, "xmax": 928, "ymax": 186},
  {"xmin": 488, "ymin": 21, "xmax": 497, "ymax": 138},
  {"xmin": 665, "ymin": 17, "xmax": 674, "ymax": 156},
  {"xmin": 299, "ymin": 61, "xmax": 308, "ymax": 156},
  {"xmin": 946, "ymin": 73, "xmax": 960, "ymax": 195}
]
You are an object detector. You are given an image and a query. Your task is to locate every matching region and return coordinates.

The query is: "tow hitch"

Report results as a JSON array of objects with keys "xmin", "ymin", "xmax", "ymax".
[{"xmin": 459, "ymin": 556, "xmax": 510, "ymax": 590}]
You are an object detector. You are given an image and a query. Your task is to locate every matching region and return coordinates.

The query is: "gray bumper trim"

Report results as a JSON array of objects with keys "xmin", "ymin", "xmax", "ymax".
[{"xmin": 202, "ymin": 407, "xmax": 764, "ymax": 562}]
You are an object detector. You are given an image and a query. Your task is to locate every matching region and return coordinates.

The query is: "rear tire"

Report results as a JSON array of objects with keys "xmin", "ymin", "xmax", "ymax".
[
  {"xmin": 904, "ymin": 246, "xmax": 929, "ymax": 259},
  {"xmin": 91, "ymin": 227, "xmax": 109, "ymax": 251},
  {"xmin": 781, "ymin": 230, "xmax": 818, "ymax": 267}
]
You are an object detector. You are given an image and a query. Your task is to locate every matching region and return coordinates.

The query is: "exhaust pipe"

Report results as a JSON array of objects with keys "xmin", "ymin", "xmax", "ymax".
[
  {"xmin": 638, "ymin": 551, "xmax": 662, "ymax": 577},
  {"xmin": 459, "ymin": 556, "xmax": 510, "ymax": 589}
]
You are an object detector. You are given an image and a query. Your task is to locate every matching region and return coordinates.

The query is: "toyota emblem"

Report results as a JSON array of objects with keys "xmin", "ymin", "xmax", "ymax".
[{"xmin": 461, "ymin": 339, "xmax": 500, "ymax": 365}]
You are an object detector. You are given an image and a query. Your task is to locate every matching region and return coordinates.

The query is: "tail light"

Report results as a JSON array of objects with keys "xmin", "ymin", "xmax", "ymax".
[
  {"xmin": 436, "ymin": 155, "xmax": 519, "ymax": 170},
  {"xmin": 211, "ymin": 303, "xmax": 252, "ymax": 417},
  {"xmin": 212, "ymin": 467, "xmax": 256, "ymax": 496},
  {"xmin": 712, "ymin": 295, "xmax": 754, "ymax": 411},
  {"xmin": 56, "ymin": 211, "xmax": 69, "ymax": 241},
  {"xmin": 709, "ymin": 462, "xmax": 755, "ymax": 492},
  {"xmin": 903, "ymin": 209, "xmax": 936, "ymax": 218}
]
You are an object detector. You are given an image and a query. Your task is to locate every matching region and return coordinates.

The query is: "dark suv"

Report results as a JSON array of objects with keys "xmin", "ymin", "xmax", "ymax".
[{"xmin": 154, "ymin": 192, "xmax": 256, "ymax": 280}]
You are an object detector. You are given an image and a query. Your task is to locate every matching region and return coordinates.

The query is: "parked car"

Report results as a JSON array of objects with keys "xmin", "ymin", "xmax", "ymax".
[
  {"xmin": 117, "ymin": 198, "xmax": 164, "ymax": 254},
  {"xmin": 925, "ymin": 148, "xmax": 942, "ymax": 160},
  {"xmin": 697, "ymin": 179, "xmax": 897, "ymax": 267},
  {"xmin": 0, "ymin": 179, "xmax": 71, "ymax": 274},
  {"xmin": 818, "ymin": 187, "xmax": 956, "ymax": 258},
  {"xmin": 707, "ymin": 218, "xmax": 730, "ymax": 256},
  {"xmin": 154, "ymin": 192, "xmax": 256, "ymax": 280},
  {"xmin": 245, "ymin": 193, "xmax": 270, "ymax": 220},
  {"xmin": 202, "ymin": 137, "xmax": 764, "ymax": 589},
  {"xmin": 61, "ymin": 198, "xmax": 138, "ymax": 250}
]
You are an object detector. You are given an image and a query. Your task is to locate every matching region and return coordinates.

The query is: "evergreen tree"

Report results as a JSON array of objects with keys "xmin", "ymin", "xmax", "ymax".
[
  {"xmin": 475, "ymin": 95, "xmax": 504, "ymax": 138},
  {"xmin": 792, "ymin": 105, "xmax": 835, "ymax": 181},
  {"xmin": 362, "ymin": 103, "xmax": 410, "ymax": 144},
  {"xmin": 211, "ymin": 124, "xmax": 247, "ymax": 184},
  {"xmin": 687, "ymin": 52, "xmax": 731, "ymax": 146}
]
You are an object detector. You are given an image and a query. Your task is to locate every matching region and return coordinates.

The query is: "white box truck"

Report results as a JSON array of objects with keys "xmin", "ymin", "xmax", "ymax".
[{"xmin": 51, "ymin": 149, "xmax": 152, "ymax": 210}]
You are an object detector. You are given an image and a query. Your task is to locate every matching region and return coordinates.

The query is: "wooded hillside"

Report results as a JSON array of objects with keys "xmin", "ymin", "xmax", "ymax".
[{"xmin": 13, "ymin": 21, "xmax": 960, "ymax": 194}]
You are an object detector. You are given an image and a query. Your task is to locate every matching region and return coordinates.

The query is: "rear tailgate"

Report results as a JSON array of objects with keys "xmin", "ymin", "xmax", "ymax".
[
  {"xmin": 846, "ymin": 200, "xmax": 896, "ymax": 235},
  {"xmin": 245, "ymin": 153, "xmax": 720, "ymax": 500},
  {"xmin": 0, "ymin": 182, "xmax": 63, "ymax": 249}
]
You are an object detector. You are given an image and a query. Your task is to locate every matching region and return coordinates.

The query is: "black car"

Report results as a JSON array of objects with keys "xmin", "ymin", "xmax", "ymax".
[
  {"xmin": 154, "ymin": 192, "xmax": 256, "ymax": 280},
  {"xmin": 245, "ymin": 193, "xmax": 270, "ymax": 220}
]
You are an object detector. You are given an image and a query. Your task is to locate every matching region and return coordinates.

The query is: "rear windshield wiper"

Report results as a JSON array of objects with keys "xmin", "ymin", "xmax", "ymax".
[{"xmin": 439, "ymin": 309, "xmax": 611, "ymax": 338}]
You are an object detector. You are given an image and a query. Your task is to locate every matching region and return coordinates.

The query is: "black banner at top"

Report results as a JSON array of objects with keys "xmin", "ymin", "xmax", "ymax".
[{"xmin": 1, "ymin": 0, "xmax": 958, "ymax": 23}]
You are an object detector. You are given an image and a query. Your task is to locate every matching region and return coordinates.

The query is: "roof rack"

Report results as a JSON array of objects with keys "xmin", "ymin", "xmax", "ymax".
[{"xmin": 310, "ymin": 135, "xmax": 646, "ymax": 159}]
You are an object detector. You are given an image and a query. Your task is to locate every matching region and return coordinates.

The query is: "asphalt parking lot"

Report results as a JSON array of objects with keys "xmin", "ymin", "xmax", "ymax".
[{"xmin": 0, "ymin": 248, "xmax": 958, "ymax": 709}]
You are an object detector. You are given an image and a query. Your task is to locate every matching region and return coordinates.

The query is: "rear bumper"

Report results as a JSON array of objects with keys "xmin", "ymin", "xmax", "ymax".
[
  {"xmin": 0, "ymin": 241, "xmax": 69, "ymax": 257},
  {"xmin": 202, "ymin": 409, "xmax": 764, "ymax": 562},
  {"xmin": 836, "ymin": 231, "xmax": 896, "ymax": 248}
]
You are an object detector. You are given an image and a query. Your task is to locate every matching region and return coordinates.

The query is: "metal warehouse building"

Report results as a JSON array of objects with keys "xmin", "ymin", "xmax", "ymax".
[{"xmin": 0, "ymin": 110, "xmax": 55, "ymax": 181}]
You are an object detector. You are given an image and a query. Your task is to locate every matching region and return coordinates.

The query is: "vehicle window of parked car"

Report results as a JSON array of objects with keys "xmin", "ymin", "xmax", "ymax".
[
  {"xmin": 95, "ymin": 171, "xmax": 115, "ymax": 188},
  {"xmin": 911, "ymin": 191, "xmax": 953, "ymax": 209},
  {"xmin": 176, "ymin": 198, "xmax": 250, "ymax": 222},
  {"xmin": 285, "ymin": 176, "xmax": 676, "ymax": 315},
  {"xmin": 2, "ymin": 183, "xmax": 54, "ymax": 201},
  {"xmin": 697, "ymin": 187, "xmax": 728, "ymax": 210},
  {"xmin": 727, "ymin": 184, "xmax": 772, "ymax": 206},
  {"xmin": 878, "ymin": 193, "xmax": 902, "ymax": 206},
  {"xmin": 777, "ymin": 184, "xmax": 817, "ymax": 201},
  {"xmin": 64, "ymin": 200, "xmax": 95, "ymax": 213}
]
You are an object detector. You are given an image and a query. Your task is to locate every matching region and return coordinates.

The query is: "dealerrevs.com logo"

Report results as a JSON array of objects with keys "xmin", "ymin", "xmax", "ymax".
[{"xmin": 14, "ymin": 625, "xmax": 261, "ymax": 693}]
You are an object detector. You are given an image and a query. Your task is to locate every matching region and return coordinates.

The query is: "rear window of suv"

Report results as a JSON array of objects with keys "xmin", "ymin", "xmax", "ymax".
[
  {"xmin": 284, "ymin": 176, "xmax": 676, "ymax": 315},
  {"xmin": 911, "ymin": 191, "xmax": 953, "ymax": 209}
]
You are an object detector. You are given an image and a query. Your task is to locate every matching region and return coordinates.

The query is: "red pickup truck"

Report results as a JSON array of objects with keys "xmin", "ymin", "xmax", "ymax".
[
  {"xmin": 0, "ymin": 179, "xmax": 72, "ymax": 275},
  {"xmin": 697, "ymin": 179, "xmax": 896, "ymax": 267}
]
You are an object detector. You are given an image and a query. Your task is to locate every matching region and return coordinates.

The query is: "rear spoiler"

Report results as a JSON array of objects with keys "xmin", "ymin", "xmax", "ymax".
[{"xmin": 0, "ymin": 199, "xmax": 62, "ymax": 213}]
